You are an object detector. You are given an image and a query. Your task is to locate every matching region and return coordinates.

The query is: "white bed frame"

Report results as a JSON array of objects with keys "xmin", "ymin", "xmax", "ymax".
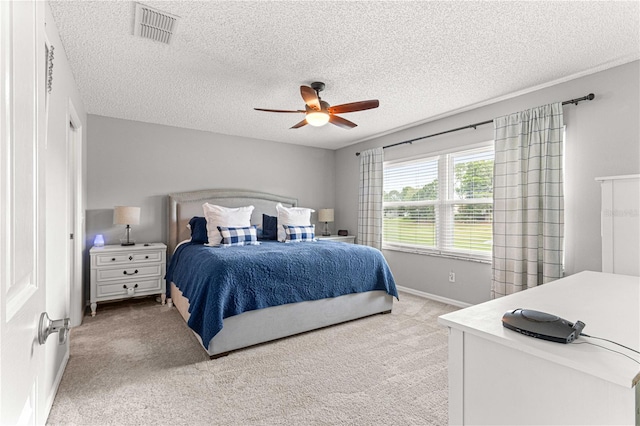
[{"xmin": 167, "ymin": 189, "xmax": 393, "ymax": 358}]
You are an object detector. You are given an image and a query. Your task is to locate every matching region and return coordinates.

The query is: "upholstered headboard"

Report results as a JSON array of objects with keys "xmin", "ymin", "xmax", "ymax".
[{"xmin": 166, "ymin": 189, "xmax": 297, "ymax": 256}]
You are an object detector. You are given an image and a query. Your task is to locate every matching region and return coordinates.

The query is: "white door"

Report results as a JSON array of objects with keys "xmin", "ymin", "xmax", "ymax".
[{"xmin": 0, "ymin": 1, "xmax": 48, "ymax": 424}]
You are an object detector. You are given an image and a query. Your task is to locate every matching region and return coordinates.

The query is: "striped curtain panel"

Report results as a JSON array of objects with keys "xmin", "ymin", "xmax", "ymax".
[
  {"xmin": 358, "ymin": 147, "xmax": 384, "ymax": 249},
  {"xmin": 491, "ymin": 103, "xmax": 564, "ymax": 299}
]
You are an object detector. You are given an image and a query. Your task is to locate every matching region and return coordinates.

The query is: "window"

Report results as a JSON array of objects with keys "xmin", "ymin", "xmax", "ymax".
[{"xmin": 383, "ymin": 144, "xmax": 494, "ymax": 261}]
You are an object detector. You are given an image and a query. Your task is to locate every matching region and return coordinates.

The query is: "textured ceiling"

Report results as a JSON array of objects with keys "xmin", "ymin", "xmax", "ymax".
[{"xmin": 49, "ymin": 1, "xmax": 639, "ymax": 150}]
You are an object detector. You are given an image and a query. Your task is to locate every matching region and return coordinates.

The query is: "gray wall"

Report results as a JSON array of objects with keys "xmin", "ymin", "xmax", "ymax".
[
  {"xmin": 86, "ymin": 61, "xmax": 639, "ymax": 306},
  {"xmin": 86, "ymin": 115, "xmax": 335, "ymax": 247},
  {"xmin": 335, "ymin": 61, "xmax": 640, "ymax": 305}
]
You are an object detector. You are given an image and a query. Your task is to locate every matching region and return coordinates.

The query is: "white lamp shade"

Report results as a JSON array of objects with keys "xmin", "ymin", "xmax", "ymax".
[
  {"xmin": 306, "ymin": 111, "xmax": 330, "ymax": 127},
  {"xmin": 318, "ymin": 208, "xmax": 334, "ymax": 223},
  {"xmin": 114, "ymin": 206, "xmax": 140, "ymax": 225}
]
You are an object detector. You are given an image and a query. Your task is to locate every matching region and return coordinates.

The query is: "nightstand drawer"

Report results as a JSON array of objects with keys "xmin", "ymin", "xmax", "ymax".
[
  {"xmin": 95, "ymin": 264, "xmax": 163, "ymax": 282},
  {"xmin": 96, "ymin": 277, "xmax": 163, "ymax": 298},
  {"xmin": 94, "ymin": 250, "xmax": 163, "ymax": 266}
]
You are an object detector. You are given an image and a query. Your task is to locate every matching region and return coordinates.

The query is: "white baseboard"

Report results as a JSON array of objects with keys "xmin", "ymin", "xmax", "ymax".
[
  {"xmin": 44, "ymin": 350, "xmax": 69, "ymax": 423},
  {"xmin": 396, "ymin": 285, "xmax": 472, "ymax": 308}
]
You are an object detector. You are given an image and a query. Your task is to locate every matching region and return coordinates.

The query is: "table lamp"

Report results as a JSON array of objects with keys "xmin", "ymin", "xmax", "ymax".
[
  {"xmin": 114, "ymin": 206, "xmax": 140, "ymax": 246},
  {"xmin": 318, "ymin": 208, "xmax": 334, "ymax": 236}
]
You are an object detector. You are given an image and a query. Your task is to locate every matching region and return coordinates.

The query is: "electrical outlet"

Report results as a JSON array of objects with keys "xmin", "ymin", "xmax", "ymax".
[{"xmin": 449, "ymin": 271, "xmax": 456, "ymax": 283}]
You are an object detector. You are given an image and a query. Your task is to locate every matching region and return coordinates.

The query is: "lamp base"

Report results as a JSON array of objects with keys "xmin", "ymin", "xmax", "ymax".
[
  {"xmin": 322, "ymin": 222, "xmax": 331, "ymax": 236},
  {"xmin": 120, "ymin": 225, "xmax": 135, "ymax": 246}
]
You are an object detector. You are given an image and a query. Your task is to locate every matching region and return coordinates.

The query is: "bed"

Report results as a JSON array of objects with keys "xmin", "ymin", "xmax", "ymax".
[{"xmin": 166, "ymin": 189, "xmax": 398, "ymax": 358}]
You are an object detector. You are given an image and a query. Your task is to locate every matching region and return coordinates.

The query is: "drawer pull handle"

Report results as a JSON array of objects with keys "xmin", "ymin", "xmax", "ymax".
[
  {"xmin": 129, "ymin": 256, "xmax": 133, "ymax": 261},
  {"xmin": 122, "ymin": 284, "xmax": 139, "ymax": 289},
  {"xmin": 145, "ymin": 255, "xmax": 149, "ymax": 259},
  {"xmin": 123, "ymin": 269, "xmax": 139, "ymax": 275},
  {"xmin": 111, "ymin": 258, "xmax": 116, "ymax": 261}
]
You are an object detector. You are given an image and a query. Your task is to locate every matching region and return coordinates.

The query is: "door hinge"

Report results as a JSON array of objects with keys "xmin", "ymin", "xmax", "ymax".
[{"xmin": 70, "ymin": 233, "xmax": 74, "ymax": 240}]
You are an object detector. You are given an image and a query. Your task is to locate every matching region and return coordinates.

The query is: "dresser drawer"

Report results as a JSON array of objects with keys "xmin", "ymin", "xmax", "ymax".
[
  {"xmin": 96, "ymin": 277, "xmax": 163, "ymax": 299},
  {"xmin": 95, "ymin": 264, "xmax": 163, "ymax": 282},
  {"xmin": 94, "ymin": 250, "xmax": 163, "ymax": 266}
]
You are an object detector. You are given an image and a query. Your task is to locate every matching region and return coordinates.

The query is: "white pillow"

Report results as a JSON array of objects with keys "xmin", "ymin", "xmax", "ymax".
[
  {"xmin": 202, "ymin": 203, "xmax": 254, "ymax": 246},
  {"xmin": 275, "ymin": 202, "xmax": 314, "ymax": 242}
]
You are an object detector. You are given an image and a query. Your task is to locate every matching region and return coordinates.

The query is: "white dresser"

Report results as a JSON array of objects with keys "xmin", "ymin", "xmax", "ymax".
[
  {"xmin": 596, "ymin": 174, "xmax": 639, "ymax": 276},
  {"xmin": 89, "ymin": 243, "xmax": 167, "ymax": 316},
  {"xmin": 438, "ymin": 271, "xmax": 639, "ymax": 425}
]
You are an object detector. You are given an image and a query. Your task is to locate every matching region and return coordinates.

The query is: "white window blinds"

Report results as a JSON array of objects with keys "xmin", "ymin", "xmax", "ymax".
[
  {"xmin": 383, "ymin": 157, "xmax": 439, "ymax": 248},
  {"xmin": 383, "ymin": 144, "xmax": 494, "ymax": 261}
]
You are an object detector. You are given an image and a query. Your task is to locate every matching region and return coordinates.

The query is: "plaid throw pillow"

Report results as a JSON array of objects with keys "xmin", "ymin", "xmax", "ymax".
[
  {"xmin": 217, "ymin": 225, "xmax": 260, "ymax": 246},
  {"xmin": 284, "ymin": 225, "xmax": 316, "ymax": 243}
]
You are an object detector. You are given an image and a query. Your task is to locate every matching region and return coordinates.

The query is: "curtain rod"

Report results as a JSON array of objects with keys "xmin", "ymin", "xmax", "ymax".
[{"xmin": 355, "ymin": 93, "xmax": 595, "ymax": 156}]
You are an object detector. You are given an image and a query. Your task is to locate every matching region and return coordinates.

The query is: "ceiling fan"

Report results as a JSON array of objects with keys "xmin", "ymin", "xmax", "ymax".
[{"xmin": 254, "ymin": 82, "xmax": 379, "ymax": 129}]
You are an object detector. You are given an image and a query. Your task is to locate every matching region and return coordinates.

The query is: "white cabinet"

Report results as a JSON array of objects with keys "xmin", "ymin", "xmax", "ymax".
[
  {"xmin": 596, "ymin": 174, "xmax": 639, "ymax": 276},
  {"xmin": 89, "ymin": 243, "xmax": 167, "ymax": 316},
  {"xmin": 438, "ymin": 271, "xmax": 639, "ymax": 425}
]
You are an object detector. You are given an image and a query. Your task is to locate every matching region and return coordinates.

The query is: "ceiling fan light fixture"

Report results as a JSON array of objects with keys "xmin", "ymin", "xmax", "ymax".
[
  {"xmin": 254, "ymin": 82, "xmax": 379, "ymax": 129},
  {"xmin": 306, "ymin": 111, "xmax": 330, "ymax": 127}
]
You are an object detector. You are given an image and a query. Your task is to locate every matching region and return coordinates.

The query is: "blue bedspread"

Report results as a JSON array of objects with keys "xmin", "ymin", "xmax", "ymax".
[{"xmin": 166, "ymin": 240, "xmax": 398, "ymax": 344}]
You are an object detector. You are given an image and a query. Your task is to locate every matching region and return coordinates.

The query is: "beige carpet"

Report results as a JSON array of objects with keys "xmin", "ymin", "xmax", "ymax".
[{"xmin": 47, "ymin": 292, "xmax": 458, "ymax": 425}]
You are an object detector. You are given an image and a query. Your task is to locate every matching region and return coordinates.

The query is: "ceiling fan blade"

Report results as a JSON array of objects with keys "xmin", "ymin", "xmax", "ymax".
[
  {"xmin": 300, "ymin": 86, "xmax": 321, "ymax": 111},
  {"xmin": 290, "ymin": 119, "xmax": 308, "ymax": 129},
  {"xmin": 327, "ymin": 100, "xmax": 379, "ymax": 114},
  {"xmin": 329, "ymin": 114, "xmax": 357, "ymax": 129},
  {"xmin": 254, "ymin": 108, "xmax": 305, "ymax": 113}
]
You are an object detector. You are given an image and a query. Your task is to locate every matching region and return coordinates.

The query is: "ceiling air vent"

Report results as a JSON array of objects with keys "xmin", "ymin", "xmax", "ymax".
[{"xmin": 133, "ymin": 3, "xmax": 179, "ymax": 44}]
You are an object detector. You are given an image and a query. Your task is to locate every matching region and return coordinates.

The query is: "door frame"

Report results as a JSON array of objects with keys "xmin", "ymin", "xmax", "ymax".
[{"xmin": 67, "ymin": 101, "xmax": 84, "ymax": 327}]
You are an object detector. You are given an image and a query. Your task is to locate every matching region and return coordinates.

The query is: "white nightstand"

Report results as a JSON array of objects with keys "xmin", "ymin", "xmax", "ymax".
[
  {"xmin": 89, "ymin": 243, "xmax": 167, "ymax": 316},
  {"xmin": 317, "ymin": 235, "xmax": 356, "ymax": 244}
]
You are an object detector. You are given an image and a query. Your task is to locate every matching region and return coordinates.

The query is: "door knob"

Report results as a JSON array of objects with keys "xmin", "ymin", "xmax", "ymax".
[{"xmin": 38, "ymin": 312, "xmax": 70, "ymax": 345}]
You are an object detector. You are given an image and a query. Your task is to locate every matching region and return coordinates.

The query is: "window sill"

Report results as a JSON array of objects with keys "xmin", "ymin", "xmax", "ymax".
[{"xmin": 382, "ymin": 244, "xmax": 491, "ymax": 264}]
